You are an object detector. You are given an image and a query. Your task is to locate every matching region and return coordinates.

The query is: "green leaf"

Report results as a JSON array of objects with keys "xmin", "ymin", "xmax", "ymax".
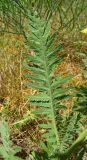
[
  {"xmin": 40, "ymin": 142, "xmax": 50, "ymax": 154},
  {"xmin": 24, "ymin": 64, "xmax": 45, "ymax": 75},
  {"xmin": 47, "ymin": 44, "xmax": 63, "ymax": 57},
  {"xmin": 23, "ymin": 53, "xmax": 43, "ymax": 64},
  {"xmin": 39, "ymin": 123, "xmax": 52, "ymax": 129},
  {"xmin": 26, "ymin": 82, "xmax": 48, "ymax": 91},
  {"xmin": 0, "ymin": 120, "xmax": 22, "ymax": 160},
  {"xmin": 0, "ymin": 146, "xmax": 8, "ymax": 159},
  {"xmin": 47, "ymin": 31, "xmax": 58, "ymax": 48},
  {"xmin": 83, "ymin": 59, "xmax": 87, "ymax": 68},
  {"xmin": 33, "ymin": 108, "xmax": 50, "ymax": 115},
  {"xmin": 48, "ymin": 55, "xmax": 64, "ymax": 68},
  {"xmin": 30, "ymin": 101, "xmax": 50, "ymax": 107},
  {"xmin": 23, "ymin": 12, "xmax": 73, "ymax": 158},
  {"xmin": 28, "ymin": 93, "xmax": 50, "ymax": 102},
  {"xmin": 52, "ymin": 76, "xmax": 73, "ymax": 89},
  {"xmin": 25, "ymin": 73, "xmax": 47, "ymax": 82},
  {"xmin": 53, "ymin": 88, "xmax": 69, "ymax": 99}
]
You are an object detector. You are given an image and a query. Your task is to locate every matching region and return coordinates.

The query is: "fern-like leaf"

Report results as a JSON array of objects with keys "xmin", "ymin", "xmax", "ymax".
[{"xmin": 24, "ymin": 12, "xmax": 72, "ymax": 158}]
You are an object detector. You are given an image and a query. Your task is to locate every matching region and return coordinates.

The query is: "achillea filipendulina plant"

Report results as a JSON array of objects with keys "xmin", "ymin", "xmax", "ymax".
[
  {"xmin": 0, "ymin": 9, "xmax": 87, "ymax": 160},
  {"xmin": 23, "ymin": 12, "xmax": 87, "ymax": 159}
]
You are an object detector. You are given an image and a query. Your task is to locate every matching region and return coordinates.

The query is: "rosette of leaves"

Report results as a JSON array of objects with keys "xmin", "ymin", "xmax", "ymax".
[{"xmin": 23, "ymin": 12, "xmax": 82, "ymax": 159}]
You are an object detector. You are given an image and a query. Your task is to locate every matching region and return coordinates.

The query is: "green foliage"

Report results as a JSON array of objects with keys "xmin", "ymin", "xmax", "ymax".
[
  {"xmin": 74, "ymin": 52, "xmax": 87, "ymax": 118},
  {"xmin": 23, "ymin": 11, "xmax": 87, "ymax": 160},
  {"xmin": 13, "ymin": 110, "xmax": 36, "ymax": 127},
  {"xmin": 23, "ymin": 12, "xmax": 82, "ymax": 159},
  {"xmin": 0, "ymin": 1, "xmax": 87, "ymax": 158},
  {"xmin": 75, "ymin": 85, "xmax": 87, "ymax": 115},
  {"xmin": 0, "ymin": 120, "xmax": 23, "ymax": 160}
]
